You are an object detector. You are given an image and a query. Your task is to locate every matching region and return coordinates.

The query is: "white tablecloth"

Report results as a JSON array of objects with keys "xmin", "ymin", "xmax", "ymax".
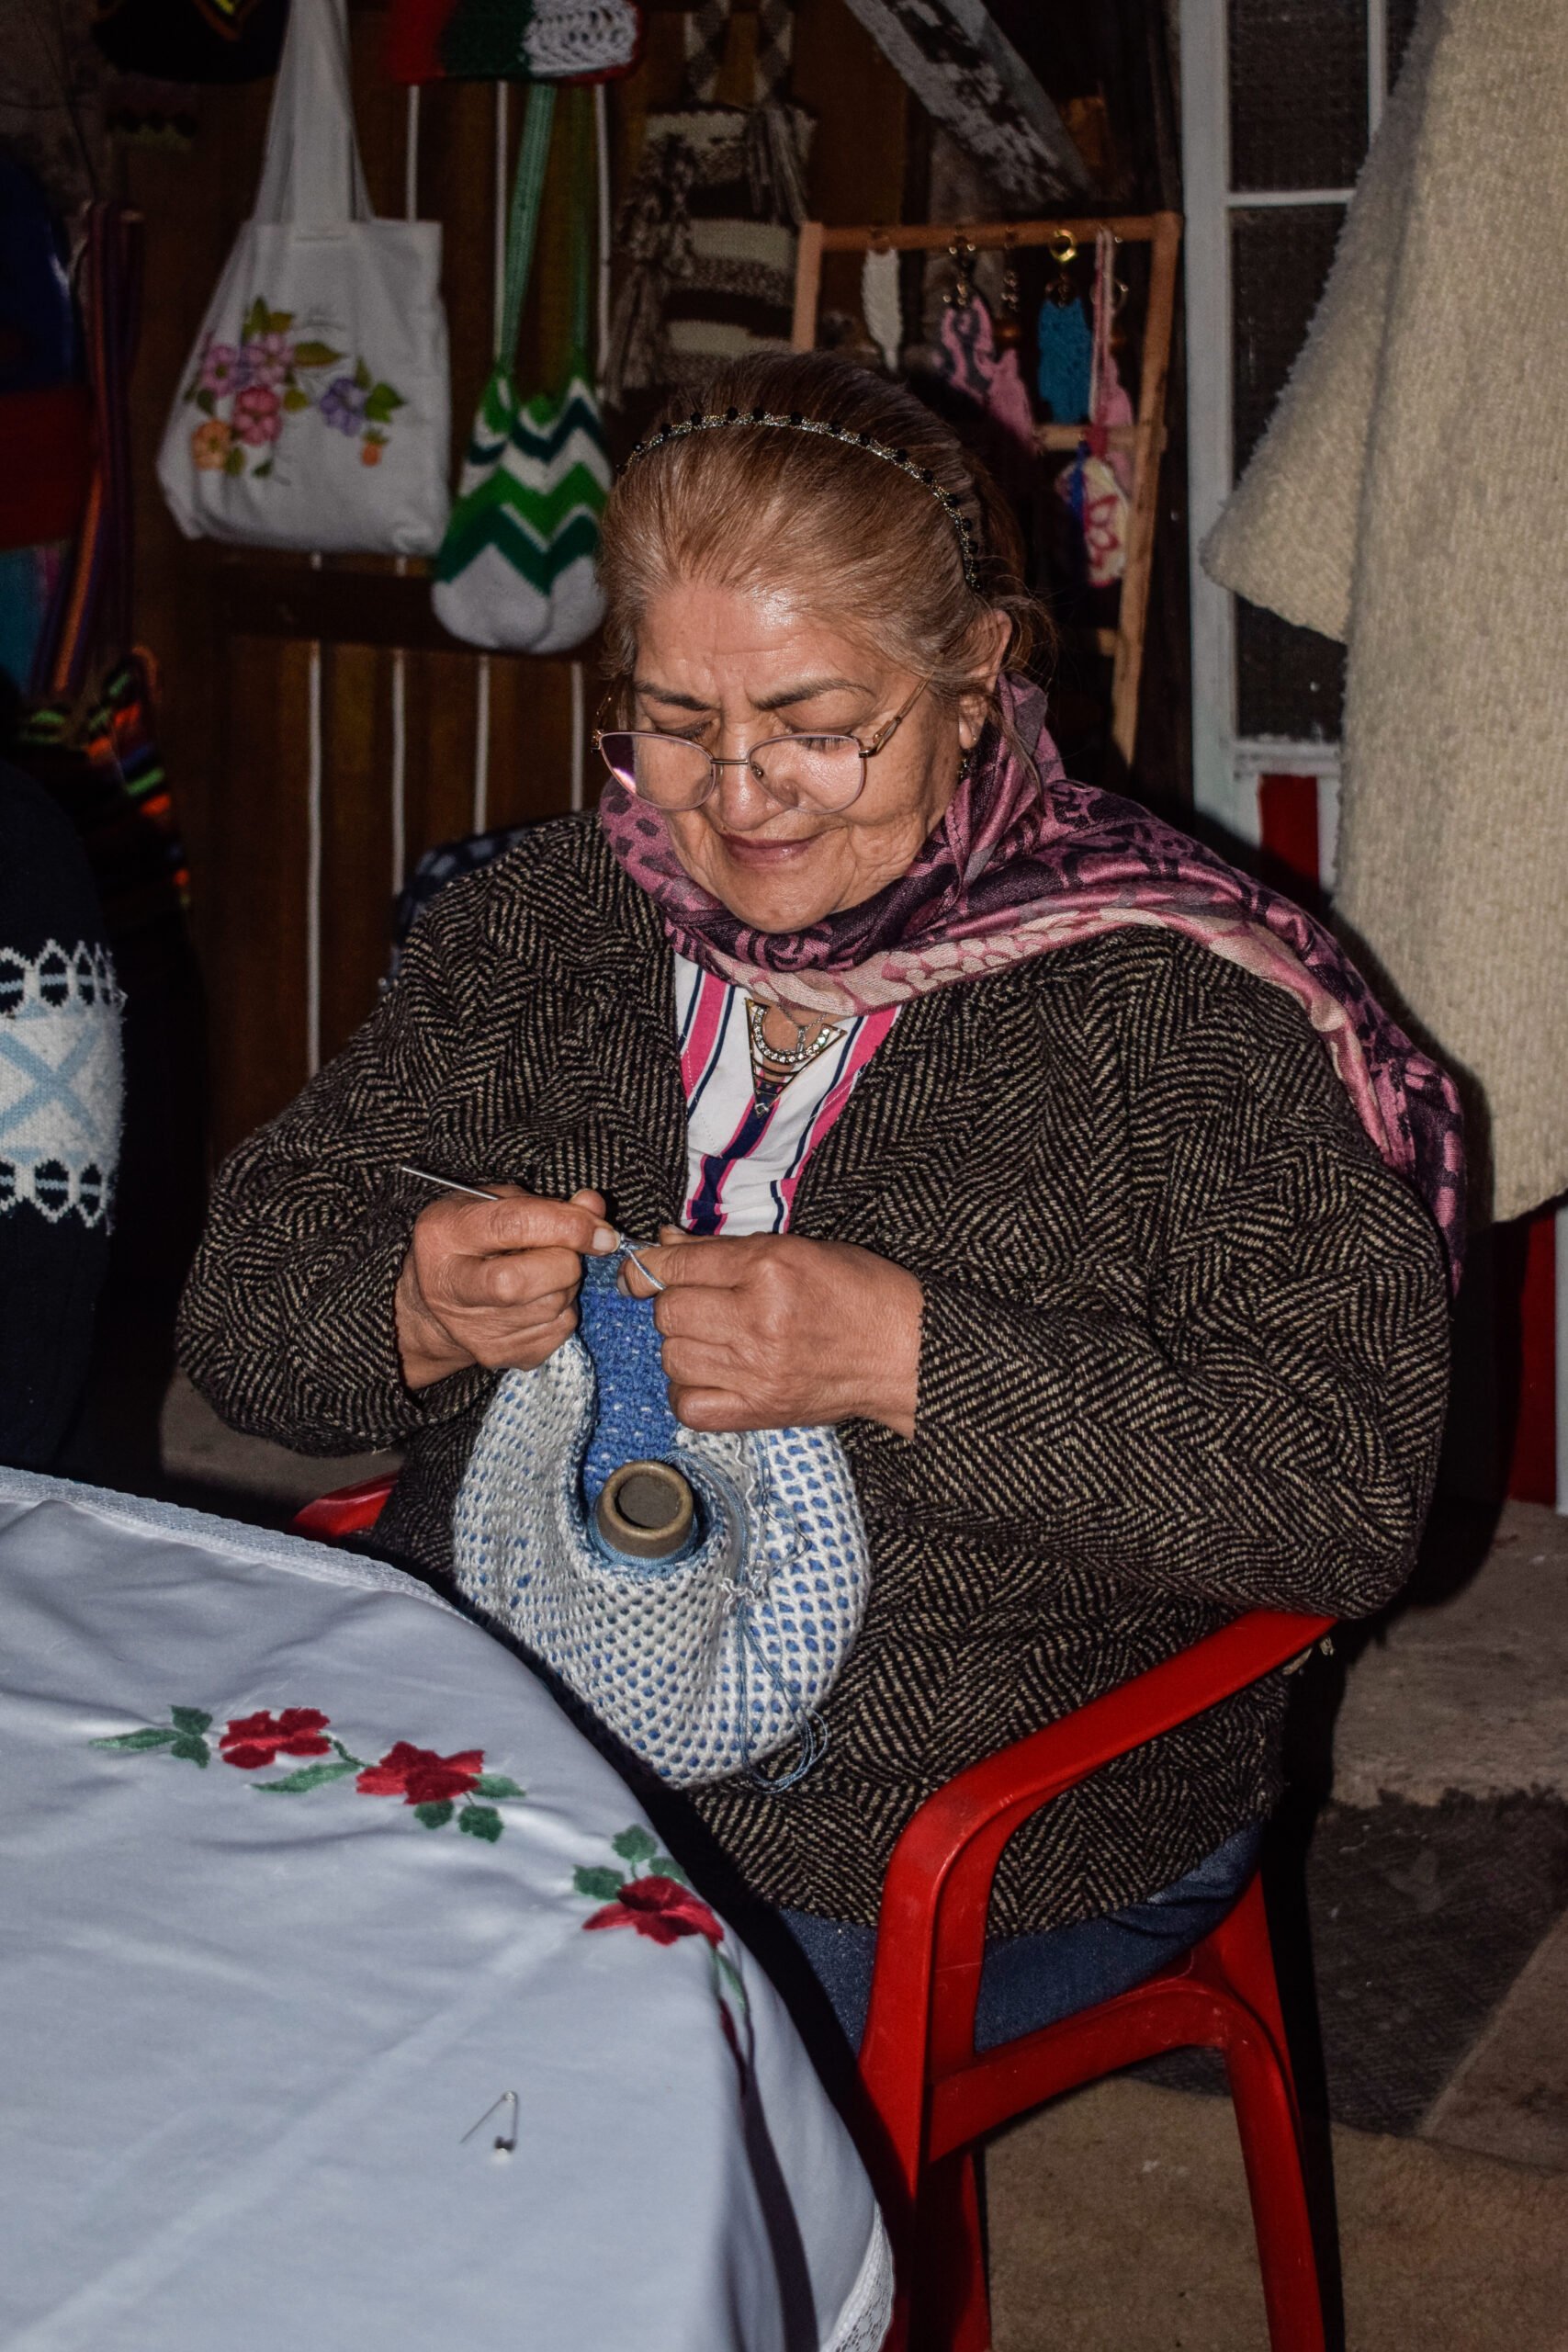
[{"xmin": 0, "ymin": 1469, "xmax": 890, "ymax": 2352}]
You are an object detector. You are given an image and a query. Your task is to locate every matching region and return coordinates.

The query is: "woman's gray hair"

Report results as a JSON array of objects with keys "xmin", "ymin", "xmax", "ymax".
[{"xmin": 597, "ymin": 351, "xmax": 1054, "ymax": 746}]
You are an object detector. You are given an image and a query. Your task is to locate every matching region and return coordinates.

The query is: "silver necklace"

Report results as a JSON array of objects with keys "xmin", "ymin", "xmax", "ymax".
[{"xmin": 746, "ymin": 999, "xmax": 843, "ymax": 1082}]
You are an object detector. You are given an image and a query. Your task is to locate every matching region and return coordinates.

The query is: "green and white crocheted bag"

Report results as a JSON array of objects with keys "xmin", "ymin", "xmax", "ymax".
[{"xmin": 433, "ymin": 84, "xmax": 609, "ymax": 652}]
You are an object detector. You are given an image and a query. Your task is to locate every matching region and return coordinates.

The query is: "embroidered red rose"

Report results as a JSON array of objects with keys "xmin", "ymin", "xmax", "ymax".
[
  {"xmin": 355, "ymin": 1741, "xmax": 485, "ymax": 1806},
  {"xmin": 584, "ymin": 1876, "xmax": 725, "ymax": 1948},
  {"xmin": 220, "ymin": 1708, "xmax": 332, "ymax": 1770}
]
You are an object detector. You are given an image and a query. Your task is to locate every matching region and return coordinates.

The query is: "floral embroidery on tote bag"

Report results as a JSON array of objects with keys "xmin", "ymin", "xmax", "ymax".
[
  {"xmin": 184, "ymin": 300, "xmax": 406, "ymax": 480},
  {"xmin": 154, "ymin": 0, "xmax": 450, "ymax": 554},
  {"xmin": 91, "ymin": 1703, "xmax": 525, "ymax": 1839}
]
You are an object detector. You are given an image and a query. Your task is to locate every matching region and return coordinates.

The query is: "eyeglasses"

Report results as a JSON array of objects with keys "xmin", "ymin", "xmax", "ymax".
[{"xmin": 593, "ymin": 677, "xmax": 929, "ymax": 814}]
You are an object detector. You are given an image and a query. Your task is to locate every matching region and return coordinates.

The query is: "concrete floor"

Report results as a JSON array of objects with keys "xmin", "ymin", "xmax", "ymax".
[
  {"xmin": 159, "ymin": 1377, "xmax": 1568, "ymax": 2346},
  {"xmin": 988, "ymin": 2078, "xmax": 1568, "ymax": 2352},
  {"xmin": 1333, "ymin": 1502, "xmax": 1568, "ymax": 1810}
]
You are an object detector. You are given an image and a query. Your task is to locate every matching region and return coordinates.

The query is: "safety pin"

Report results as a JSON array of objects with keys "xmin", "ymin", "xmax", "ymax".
[
  {"xmin": 461, "ymin": 2088, "xmax": 519, "ymax": 2158},
  {"xmin": 396, "ymin": 1164, "xmax": 666, "ymax": 1291}
]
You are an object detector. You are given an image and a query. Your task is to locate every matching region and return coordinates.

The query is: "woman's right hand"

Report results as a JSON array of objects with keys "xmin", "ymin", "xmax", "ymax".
[{"xmin": 395, "ymin": 1184, "xmax": 617, "ymax": 1391}]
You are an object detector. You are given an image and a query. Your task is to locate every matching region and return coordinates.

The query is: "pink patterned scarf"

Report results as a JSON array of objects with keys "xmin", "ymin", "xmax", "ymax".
[{"xmin": 599, "ymin": 677, "xmax": 1464, "ymax": 1284}]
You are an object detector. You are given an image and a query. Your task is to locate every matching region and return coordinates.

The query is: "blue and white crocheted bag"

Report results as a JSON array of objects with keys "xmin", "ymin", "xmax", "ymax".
[{"xmin": 451, "ymin": 1249, "xmax": 872, "ymax": 1787}]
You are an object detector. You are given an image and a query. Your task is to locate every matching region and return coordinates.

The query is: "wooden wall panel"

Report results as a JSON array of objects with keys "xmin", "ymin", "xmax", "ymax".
[
  {"xmin": 403, "ymin": 648, "xmax": 485, "ymax": 859},
  {"xmin": 320, "ymin": 642, "xmax": 396, "ymax": 1065},
  {"xmin": 214, "ymin": 636, "xmax": 313, "ymax": 1132},
  {"xmin": 485, "ymin": 655, "xmax": 580, "ymax": 830},
  {"xmin": 794, "ymin": 0, "xmax": 911, "ymax": 325},
  {"xmin": 123, "ymin": 0, "xmax": 918, "ymax": 1161}
]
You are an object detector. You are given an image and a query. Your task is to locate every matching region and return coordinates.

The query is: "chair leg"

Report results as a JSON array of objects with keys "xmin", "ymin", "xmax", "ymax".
[
  {"xmin": 1224, "ymin": 2025, "xmax": 1327, "ymax": 2352},
  {"xmin": 1206, "ymin": 1889, "xmax": 1325, "ymax": 2352},
  {"xmin": 913, "ymin": 2148, "xmax": 990, "ymax": 2352}
]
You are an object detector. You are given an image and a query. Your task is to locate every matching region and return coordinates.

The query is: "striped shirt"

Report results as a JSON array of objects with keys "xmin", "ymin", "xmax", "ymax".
[{"xmin": 674, "ymin": 953, "xmax": 897, "ymax": 1236}]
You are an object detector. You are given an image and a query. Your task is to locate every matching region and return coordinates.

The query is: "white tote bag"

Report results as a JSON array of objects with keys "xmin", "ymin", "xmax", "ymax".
[{"xmin": 155, "ymin": 0, "xmax": 450, "ymax": 555}]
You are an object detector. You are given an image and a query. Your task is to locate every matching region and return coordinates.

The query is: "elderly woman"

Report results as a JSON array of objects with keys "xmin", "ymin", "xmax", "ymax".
[{"xmin": 180, "ymin": 353, "xmax": 1456, "ymax": 2058}]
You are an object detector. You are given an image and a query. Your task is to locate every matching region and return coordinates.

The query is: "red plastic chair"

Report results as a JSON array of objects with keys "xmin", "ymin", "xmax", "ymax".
[
  {"xmin": 859, "ymin": 1605, "xmax": 1335, "ymax": 2352},
  {"xmin": 290, "ymin": 1474, "xmax": 398, "ymax": 1543},
  {"xmin": 293, "ymin": 1480, "xmax": 1329, "ymax": 2350}
]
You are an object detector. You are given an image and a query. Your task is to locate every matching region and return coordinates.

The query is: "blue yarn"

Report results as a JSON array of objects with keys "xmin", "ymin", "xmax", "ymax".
[
  {"xmin": 1035, "ymin": 296, "xmax": 1092, "ymax": 424},
  {"xmin": 577, "ymin": 1250, "xmax": 681, "ymax": 1506}
]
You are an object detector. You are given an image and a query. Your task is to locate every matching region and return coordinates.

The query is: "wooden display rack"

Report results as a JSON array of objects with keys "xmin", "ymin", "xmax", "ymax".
[{"xmin": 792, "ymin": 214, "xmax": 1182, "ymax": 771}]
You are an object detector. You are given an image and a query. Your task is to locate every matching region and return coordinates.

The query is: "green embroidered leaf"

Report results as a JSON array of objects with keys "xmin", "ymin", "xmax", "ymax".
[
  {"xmin": 282, "ymin": 386, "xmax": 310, "ymax": 413},
  {"xmin": 472, "ymin": 1774, "xmax": 524, "ymax": 1800},
  {"xmin": 254, "ymin": 1759, "xmax": 358, "ymax": 1794},
  {"xmin": 611, "ymin": 1826, "xmax": 659, "ymax": 1865},
  {"xmin": 223, "ymin": 447, "xmax": 245, "ymax": 476},
  {"xmin": 651, "ymin": 1854, "xmax": 691, "ymax": 1887},
  {"xmin": 169, "ymin": 1736, "xmax": 209, "ymax": 1767},
  {"xmin": 252, "ymin": 459, "xmax": 274, "ymax": 478},
  {"xmin": 414, "ymin": 1801, "xmax": 454, "ymax": 1829},
  {"xmin": 194, "ymin": 388, "xmax": 216, "ymax": 418},
  {"xmin": 243, "ymin": 296, "xmax": 269, "ymax": 342},
  {"xmin": 292, "ymin": 339, "xmax": 344, "ymax": 369},
  {"xmin": 353, "ymin": 356, "xmax": 371, "ymax": 391},
  {"xmin": 573, "ymin": 1866, "xmax": 624, "ymax": 1901},
  {"xmin": 362, "ymin": 382, "xmax": 405, "ymax": 424},
  {"xmin": 716, "ymin": 1951, "xmax": 749, "ymax": 2011},
  {"xmin": 458, "ymin": 1804, "xmax": 502, "ymax": 1843},
  {"xmin": 170, "ymin": 1708, "xmax": 212, "ymax": 1736},
  {"xmin": 330, "ymin": 1739, "xmax": 367, "ymax": 1769},
  {"xmin": 91, "ymin": 1726, "xmax": 178, "ymax": 1751},
  {"xmin": 361, "ymin": 427, "xmax": 388, "ymax": 447},
  {"xmin": 266, "ymin": 309, "xmax": 294, "ymax": 334}
]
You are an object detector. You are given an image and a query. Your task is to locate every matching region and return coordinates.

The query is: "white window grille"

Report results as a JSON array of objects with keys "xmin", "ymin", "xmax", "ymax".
[{"xmin": 1180, "ymin": 0, "xmax": 1413, "ymax": 876}]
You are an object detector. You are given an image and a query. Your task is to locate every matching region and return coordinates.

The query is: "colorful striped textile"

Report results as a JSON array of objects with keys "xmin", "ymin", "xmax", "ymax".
[{"xmin": 675, "ymin": 953, "xmax": 897, "ymax": 1237}]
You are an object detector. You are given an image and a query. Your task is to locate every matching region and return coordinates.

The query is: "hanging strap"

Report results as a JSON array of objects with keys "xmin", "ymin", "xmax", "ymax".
[
  {"xmin": 252, "ymin": 0, "xmax": 373, "ymax": 229},
  {"xmin": 682, "ymin": 0, "xmax": 732, "ymax": 103},
  {"xmin": 41, "ymin": 204, "xmax": 143, "ymax": 700},
  {"xmin": 1089, "ymin": 230, "xmax": 1112, "ymax": 423},
  {"xmin": 565, "ymin": 86, "xmax": 594, "ymax": 368},
  {"xmin": 752, "ymin": 0, "xmax": 796, "ymax": 104},
  {"xmin": 497, "ymin": 81, "xmax": 558, "ymax": 371},
  {"xmin": 683, "ymin": 0, "xmax": 795, "ymax": 107}
]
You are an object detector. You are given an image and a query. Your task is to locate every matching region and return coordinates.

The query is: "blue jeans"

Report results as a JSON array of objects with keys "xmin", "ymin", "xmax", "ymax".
[{"xmin": 773, "ymin": 1820, "xmax": 1265, "ymax": 2062}]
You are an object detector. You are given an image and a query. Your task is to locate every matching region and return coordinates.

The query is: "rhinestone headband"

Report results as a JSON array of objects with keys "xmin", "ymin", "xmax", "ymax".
[{"xmin": 625, "ymin": 406, "xmax": 981, "ymax": 593}]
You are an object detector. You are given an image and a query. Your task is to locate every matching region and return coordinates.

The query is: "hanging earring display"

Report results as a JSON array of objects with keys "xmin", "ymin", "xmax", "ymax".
[
  {"xmin": 946, "ymin": 232, "xmax": 976, "ymax": 310},
  {"xmin": 994, "ymin": 228, "xmax": 1021, "ymax": 351},
  {"xmin": 1034, "ymin": 224, "xmax": 1092, "ymax": 424},
  {"xmin": 1044, "ymin": 227, "xmax": 1078, "ymax": 307},
  {"xmin": 935, "ymin": 231, "xmax": 1034, "ymax": 454},
  {"xmin": 1054, "ymin": 230, "xmax": 1131, "ymax": 590},
  {"xmin": 984, "ymin": 225, "xmax": 1034, "ymax": 453},
  {"xmin": 861, "ymin": 240, "xmax": 902, "ymax": 375}
]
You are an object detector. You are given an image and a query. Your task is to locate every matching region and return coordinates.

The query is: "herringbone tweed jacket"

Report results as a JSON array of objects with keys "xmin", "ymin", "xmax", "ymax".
[{"xmin": 179, "ymin": 816, "xmax": 1450, "ymax": 1936}]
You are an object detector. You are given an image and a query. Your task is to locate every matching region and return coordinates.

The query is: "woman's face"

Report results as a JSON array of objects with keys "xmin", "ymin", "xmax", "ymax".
[{"xmin": 632, "ymin": 578, "xmax": 1000, "ymax": 933}]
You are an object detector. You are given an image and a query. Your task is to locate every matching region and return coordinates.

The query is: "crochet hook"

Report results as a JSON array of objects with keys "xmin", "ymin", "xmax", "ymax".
[{"xmin": 396, "ymin": 1164, "xmax": 666, "ymax": 1292}]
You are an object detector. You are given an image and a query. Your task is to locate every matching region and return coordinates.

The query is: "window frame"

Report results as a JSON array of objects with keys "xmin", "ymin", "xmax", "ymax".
[{"xmin": 1180, "ymin": 0, "xmax": 1392, "ymax": 872}]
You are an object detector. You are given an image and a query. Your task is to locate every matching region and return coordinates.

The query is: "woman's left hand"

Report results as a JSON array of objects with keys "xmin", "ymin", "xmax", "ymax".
[{"xmin": 623, "ymin": 1229, "xmax": 922, "ymax": 1439}]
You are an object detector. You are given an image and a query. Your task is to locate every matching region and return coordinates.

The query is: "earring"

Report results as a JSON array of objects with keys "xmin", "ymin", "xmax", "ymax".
[
  {"xmin": 1035, "ymin": 224, "xmax": 1092, "ymax": 424},
  {"xmin": 1044, "ymin": 227, "xmax": 1079, "ymax": 308},
  {"xmin": 994, "ymin": 229, "xmax": 1021, "ymax": 350},
  {"xmin": 946, "ymin": 232, "xmax": 976, "ymax": 311}
]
